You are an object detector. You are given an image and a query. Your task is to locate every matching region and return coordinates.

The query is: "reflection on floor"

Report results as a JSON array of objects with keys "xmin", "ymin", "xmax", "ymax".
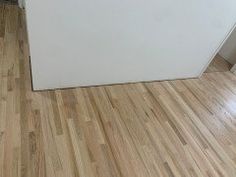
[
  {"xmin": 1, "ymin": 5, "xmax": 236, "ymax": 177},
  {"xmin": 205, "ymin": 54, "xmax": 232, "ymax": 73}
]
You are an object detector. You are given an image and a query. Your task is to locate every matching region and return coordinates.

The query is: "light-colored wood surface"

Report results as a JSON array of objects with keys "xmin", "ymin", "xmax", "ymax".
[
  {"xmin": 205, "ymin": 54, "xmax": 232, "ymax": 73},
  {"xmin": 1, "ymin": 5, "xmax": 236, "ymax": 177}
]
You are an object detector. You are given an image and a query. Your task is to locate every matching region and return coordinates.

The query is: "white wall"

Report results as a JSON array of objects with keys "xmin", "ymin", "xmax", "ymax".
[
  {"xmin": 18, "ymin": 0, "xmax": 25, "ymax": 8},
  {"xmin": 25, "ymin": 0, "xmax": 236, "ymax": 90},
  {"xmin": 219, "ymin": 28, "xmax": 236, "ymax": 64}
]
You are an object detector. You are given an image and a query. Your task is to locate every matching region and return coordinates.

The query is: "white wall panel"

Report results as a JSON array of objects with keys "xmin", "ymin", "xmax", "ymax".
[{"xmin": 25, "ymin": 0, "xmax": 236, "ymax": 90}]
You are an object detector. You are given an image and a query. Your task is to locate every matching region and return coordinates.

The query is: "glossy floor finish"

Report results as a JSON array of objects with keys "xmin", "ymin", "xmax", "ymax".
[{"xmin": 1, "ymin": 5, "xmax": 236, "ymax": 177}]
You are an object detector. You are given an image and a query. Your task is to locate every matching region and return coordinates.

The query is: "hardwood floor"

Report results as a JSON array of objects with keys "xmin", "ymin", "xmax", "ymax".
[
  {"xmin": 1, "ymin": 5, "xmax": 236, "ymax": 177},
  {"xmin": 0, "ymin": 0, "xmax": 17, "ymax": 5},
  {"xmin": 205, "ymin": 54, "xmax": 232, "ymax": 73}
]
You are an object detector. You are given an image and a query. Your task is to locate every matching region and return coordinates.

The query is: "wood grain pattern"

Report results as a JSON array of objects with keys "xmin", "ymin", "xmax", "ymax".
[{"xmin": 1, "ymin": 5, "xmax": 236, "ymax": 177}]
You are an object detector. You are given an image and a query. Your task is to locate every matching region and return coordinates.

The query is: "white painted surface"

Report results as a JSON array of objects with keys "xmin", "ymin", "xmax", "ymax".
[
  {"xmin": 18, "ymin": 0, "xmax": 25, "ymax": 8},
  {"xmin": 25, "ymin": 0, "xmax": 236, "ymax": 90},
  {"xmin": 219, "ymin": 28, "xmax": 236, "ymax": 64}
]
